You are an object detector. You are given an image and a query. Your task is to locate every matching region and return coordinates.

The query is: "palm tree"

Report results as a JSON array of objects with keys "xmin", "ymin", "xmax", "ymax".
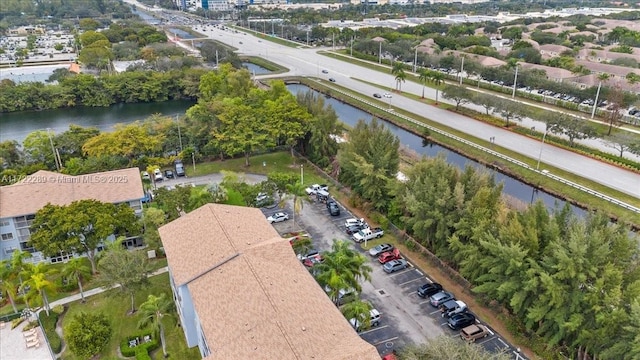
[
  {"xmin": 138, "ymin": 294, "xmax": 174, "ymax": 358},
  {"xmin": 61, "ymin": 258, "xmax": 91, "ymax": 303},
  {"xmin": 0, "ymin": 260, "xmax": 19, "ymax": 313},
  {"xmin": 11, "ymin": 250, "xmax": 32, "ymax": 308},
  {"xmin": 418, "ymin": 68, "xmax": 430, "ymax": 99},
  {"xmin": 20, "ymin": 263, "xmax": 57, "ymax": 316},
  {"xmin": 315, "ymin": 240, "xmax": 372, "ymax": 305},
  {"xmin": 340, "ymin": 299, "xmax": 373, "ymax": 330},
  {"xmin": 391, "ymin": 62, "xmax": 406, "ymax": 92},
  {"xmin": 428, "ymin": 70, "xmax": 445, "ymax": 105},
  {"xmin": 280, "ymin": 182, "xmax": 308, "ymax": 227}
]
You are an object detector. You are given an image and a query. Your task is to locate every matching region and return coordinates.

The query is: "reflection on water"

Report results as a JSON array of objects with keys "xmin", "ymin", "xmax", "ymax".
[
  {"xmin": 286, "ymin": 84, "xmax": 584, "ymax": 216},
  {"xmin": 242, "ymin": 62, "xmax": 272, "ymax": 75}
]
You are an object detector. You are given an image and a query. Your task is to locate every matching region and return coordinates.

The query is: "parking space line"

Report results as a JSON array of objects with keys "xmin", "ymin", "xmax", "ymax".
[
  {"xmin": 358, "ymin": 325, "xmax": 389, "ymax": 335},
  {"xmin": 476, "ymin": 337, "xmax": 494, "ymax": 345},
  {"xmin": 387, "ymin": 267, "xmax": 414, "ymax": 278},
  {"xmin": 372, "ymin": 337, "xmax": 399, "ymax": 347},
  {"xmin": 399, "ymin": 277, "xmax": 425, "ymax": 287},
  {"xmin": 429, "ymin": 309, "xmax": 441, "ymax": 315},
  {"xmin": 415, "ymin": 269, "xmax": 423, "ymax": 276},
  {"xmin": 419, "ymin": 300, "xmax": 431, "ymax": 305},
  {"xmin": 497, "ymin": 338, "xmax": 510, "ymax": 349}
]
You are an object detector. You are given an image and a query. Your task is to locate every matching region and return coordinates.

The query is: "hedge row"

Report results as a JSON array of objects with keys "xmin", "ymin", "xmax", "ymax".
[
  {"xmin": 39, "ymin": 312, "xmax": 62, "ymax": 354},
  {"xmin": 120, "ymin": 332, "xmax": 159, "ymax": 360}
]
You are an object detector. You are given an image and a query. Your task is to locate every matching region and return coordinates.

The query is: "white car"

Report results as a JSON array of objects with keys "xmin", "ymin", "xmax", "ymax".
[
  {"xmin": 153, "ymin": 169, "xmax": 163, "ymax": 181},
  {"xmin": 383, "ymin": 93, "xmax": 392, "ymax": 98},
  {"xmin": 267, "ymin": 212, "xmax": 289, "ymax": 224},
  {"xmin": 141, "ymin": 171, "xmax": 150, "ymax": 180},
  {"xmin": 344, "ymin": 218, "xmax": 366, "ymax": 229}
]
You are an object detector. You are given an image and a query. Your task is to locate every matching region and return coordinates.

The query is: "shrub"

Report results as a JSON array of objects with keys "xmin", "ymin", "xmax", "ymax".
[
  {"xmin": 11, "ymin": 317, "xmax": 24, "ymax": 329},
  {"xmin": 120, "ymin": 333, "xmax": 158, "ymax": 358},
  {"xmin": 52, "ymin": 305, "xmax": 65, "ymax": 315},
  {"xmin": 39, "ymin": 312, "xmax": 62, "ymax": 354},
  {"xmin": 64, "ymin": 312, "xmax": 111, "ymax": 358}
]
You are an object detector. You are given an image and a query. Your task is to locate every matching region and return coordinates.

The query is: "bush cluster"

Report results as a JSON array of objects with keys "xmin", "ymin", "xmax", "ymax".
[
  {"xmin": 120, "ymin": 332, "xmax": 159, "ymax": 359},
  {"xmin": 39, "ymin": 312, "xmax": 62, "ymax": 354}
]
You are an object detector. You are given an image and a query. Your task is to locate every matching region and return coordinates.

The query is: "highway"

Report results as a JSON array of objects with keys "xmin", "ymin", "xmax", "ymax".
[{"xmin": 192, "ymin": 26, "xmax": 639, "ymax": 201}]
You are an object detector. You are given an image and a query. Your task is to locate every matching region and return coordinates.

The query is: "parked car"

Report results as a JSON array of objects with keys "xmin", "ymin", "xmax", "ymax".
[
  {"xmin": 344, "ymin": 218, "xmax": 367, "ymax": 228},
  {"xmin": 267, "ymin": 212, "xmax": 289, "ymax": 224},
  {"xmin": 429, "ymin": 291, "xmax": 455, "ymax": 307},
  {"xmin": 346, "ymin": 224, "xmax": 367, "ymax": 235},
  {"xmin": 298, "ymin": 249, "xmax": 321, "ymax": 261},
  {"xmin": 302, "ymin": 253, "xmax": 324, "ymax": 267},
  {"xmin": 164, "ymin": 170, "xmax": 175, "ymax": 179},
  {"xmin": 378, "ymin": 248, "xmax": 401, "ymax": 264},
  {"xmin": 305, "ymin": 184, "xmax": 328, "ymax": 195},
  {"xmin": 447, "ymin": 312, "xmax": 476, "ymax": 330},
  {"xmin": 369, "ymin": 243, "xmax": 393, "ymax": 257},
  {"xmin": 141, "ymin": 171, "xmax": 150, "ymax": 180},
  {"xmin": 325, "ymin": 287, "xmax": 357, "ymax": 306},
  {"xmin": 174, "ymin": 160, "xmax": 186, "ymax": 177},
  {"xmin": 327, "ymin": 201, "xmax": 340, "ymax": 216},
  {"xmin": 153, "ymin": 169, "xmax": 163, "ymax": 181},
  {"xmin": 417, "ymin": 282, "xmax": 443, "ymax": 298},
  {"xmin": 349, "ymin": 308, "xmax": 381, "ymax": 332},
  {"xmin": 460, "ymin": 324, "xmax": 490, "ymax": 342},
  {"xmin": 383, "ymin": 259, "xmax": 408, "ymax": 273},
  {"xmin": 440, "ymin": 300, "xmax": 467, "ymax": 318},
  {"xmin": 373, "ymin": 93, "xmax": 382, "ymax": 98}
]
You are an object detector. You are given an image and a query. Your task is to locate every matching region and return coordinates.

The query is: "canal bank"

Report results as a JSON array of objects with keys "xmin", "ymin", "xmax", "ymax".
[{"xmin": 282, "ymin": 78, "xmax": 640, "ymax": 227}]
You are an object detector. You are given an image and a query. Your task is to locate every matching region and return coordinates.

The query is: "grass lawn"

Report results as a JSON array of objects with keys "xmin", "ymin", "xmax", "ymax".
[
  {"xmin": 58, "ymin": 273, "xmax": 200, "ymax": 360},
  {"xmin": 0, "ymin": 257, "xmax": 168, "ymax": 317},
  {"xmin": 187, "ymin": 151, "xmax": 329, "ymax": 187}
]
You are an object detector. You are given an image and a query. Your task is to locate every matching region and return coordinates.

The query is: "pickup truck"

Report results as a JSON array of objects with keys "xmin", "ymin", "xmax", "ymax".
[
  {"xmin": 352, "ymin": 227, "xmax": 384, "ymax": 243},
  {"xmin": 440, "ymin": 300, "xmax": 468, "ymax": 318},
  {"xmin": 305, "ymin": 184, "xmax": 328, "ymax": 195}
]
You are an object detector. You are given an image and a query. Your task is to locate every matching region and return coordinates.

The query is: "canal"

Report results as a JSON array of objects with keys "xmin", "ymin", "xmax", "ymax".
[{"xmin": 0, "ymin": 83, "xmax": 581, "ymax": 214}]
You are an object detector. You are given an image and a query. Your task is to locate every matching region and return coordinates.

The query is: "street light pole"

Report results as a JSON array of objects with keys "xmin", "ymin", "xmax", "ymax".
[
  {"xmin": 591, "ymin": 81, "xmax": 602, "ymax": 119},
  {"xmin": 536, "ymin": 130, "xmax": 548, "ymax": 170},
  {"xmin": 459, "ymin": 56, "xmax": 464, "ymax": 85},
  {"xmin": 413, "ymin": 47, "xmax": 418, "ymax": 73},
  {"xmin": 176, "ymin": 115, "xmax": 183, "ymax": 152},
  {"xmin": 300, "ymin": 164, "xmax": 304, "ymax": 184},
  {"xmin": 378, "ymin": 41, "xmax": 382, "ymax": 64},
  {"xmin": 350, "ymin": 36, "xmax": 353, "ymax": 57},
  {"xmin": 512, "ymin": 65, "xmax": 519, "ymax": 98}
]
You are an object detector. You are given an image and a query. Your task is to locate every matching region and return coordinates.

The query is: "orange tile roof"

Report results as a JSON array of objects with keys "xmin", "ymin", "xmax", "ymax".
[
  {"xmin": 159, "ymin": 204, "xmax": 381, "ymax": 360},
  {"xmin": 0, "ymin": 168, "xmax": 144, "ymax": 218}
]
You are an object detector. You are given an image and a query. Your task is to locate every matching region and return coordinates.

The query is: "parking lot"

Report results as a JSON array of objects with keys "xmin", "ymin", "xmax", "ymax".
[{"xmin": 261, "ymin": 195, "xmax": 527, "ymax": 359}]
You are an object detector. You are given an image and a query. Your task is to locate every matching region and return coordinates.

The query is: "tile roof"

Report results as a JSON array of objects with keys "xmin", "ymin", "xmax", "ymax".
[
  {"xmin": 519, "ymin": 63, "xmax": 574, "ymax": 80},
  {"xmin": 0, "ymin": 168, "xmax": 144, "ymax": 218},
  {"xmin": 447, "ymin": 50, "xmax": 506, "ymax": 67},
  {"xmin": 575, "ymin": 60, "xmax": 640, "ymax": 77},
  {"xmin": 159, "ymin": 204, "xmax": 380, "ymax": 360}
]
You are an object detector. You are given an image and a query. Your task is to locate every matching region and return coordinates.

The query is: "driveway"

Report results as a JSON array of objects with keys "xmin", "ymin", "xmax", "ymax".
[{"xmin": 262, "ymin": 196, "xmax": 527, "ymax": 359}]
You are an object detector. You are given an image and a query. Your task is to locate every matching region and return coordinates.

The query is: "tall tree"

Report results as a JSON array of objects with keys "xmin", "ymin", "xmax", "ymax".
[
  {"xmin": 546, "ymin": 113, "xmax": 598, "ymax": 147},
  {"xmin": 30, "ymin": 200, "xmax": 140, "ymax": 274},
  {"xmin": 61, "ymin": 258, "xmax": 91, "ymax": 303},
  {"xmin": 418, "ymin": 68, "xmax": 430, "ymax": 99},
  {"xmin": 20, "ymin": 263, "xmax": 57, "ymax": 316},
  {"xmin": 340, "ymin": 299, "xmax": 373, "ymax": 331},
  {"xmin": 138, "ymin": 294, "xmax": 174, "ymax": 358},
  {"xmin": 97, "ymin": 245, "xmax": 152, "ymax": 314},
  {"xmin": 280, "ymin": 182, "xmax": 309, "ymax": 226},
  {"xmin": 296, "ymin": 91, "xmax": 342, "ymax": 168},
  {"xmin": 428, "ymin": 70, "xmax": 446, "ymax": 105},
  {"xmin": 315, "ymin": 240, "xmax": 372, "ymax": 305}
]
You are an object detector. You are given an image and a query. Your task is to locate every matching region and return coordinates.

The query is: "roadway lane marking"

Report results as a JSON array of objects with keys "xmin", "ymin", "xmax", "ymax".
[
  {"xmin": 358, "ymin": 325, "xmax": 389, "ymax": 335},
  {"xmin": 399, "ymin": 277, "xmax": 425, "ymax": 287},
  {"xmin": 372, "ymin": 337, "xmax": 399, "ymax": 347}
]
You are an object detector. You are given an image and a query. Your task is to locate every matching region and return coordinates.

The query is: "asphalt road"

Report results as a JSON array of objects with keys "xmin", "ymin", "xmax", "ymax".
[{"xmin": 191, "ymin": 25, "xmax": 639, "ymax": 201}]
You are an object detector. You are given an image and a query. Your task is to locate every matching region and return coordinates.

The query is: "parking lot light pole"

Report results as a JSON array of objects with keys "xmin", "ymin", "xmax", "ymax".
[
  {"xmin": 591, "ymin": 81, "xmax": 602, "ymax": 119},
  {"xmin": 300, "ymin": 164, "xmax": 304, "ymax": 185}
]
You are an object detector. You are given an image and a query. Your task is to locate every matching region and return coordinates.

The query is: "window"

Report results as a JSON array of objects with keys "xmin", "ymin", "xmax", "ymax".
[
  {"xmin": 4, "ymin": 246, "xmax": 16, "ymax": 255},
  {"xmin": 1, "ymin": 233, "xmax": 14, "ymax": 241},
  {"xmin": 0, "ymin": 220, "xmax": 10, "ymax": 227}
]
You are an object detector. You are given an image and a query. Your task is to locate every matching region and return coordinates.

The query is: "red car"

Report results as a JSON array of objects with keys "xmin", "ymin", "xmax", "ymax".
[
  {"xmin": 303, "ymin": 254, "xmax": 324, "ymax": 267},
  {"xmin": 378, "ymin": 248, "xmax": 401, "ymax": 264}
]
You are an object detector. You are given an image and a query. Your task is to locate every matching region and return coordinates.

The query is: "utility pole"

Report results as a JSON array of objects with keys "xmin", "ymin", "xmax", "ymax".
[
  {"xmin": 591, "ymin": 81, "xmax": 602, "ymax": 119},
  {"xmin": 350, "ymin": 36, "xmax": 354, "ymax": 57},
  {"xmin": 378, "ymin": 41, "xmax": 382, "ymax": 64},
  {"xmin": 306, "ymin": 30, "xmax": 309, "ymax": 46},
  {"xmin": 332, "ymin": 32, "xmax": 335, "ymax": 51},
  {"xmin": 413, "ymin": 47, "xmax": 418, "ymax": 73},
  {"xmin": 215, "ymin": 50, "xmax": 219, "ymax": 67}
]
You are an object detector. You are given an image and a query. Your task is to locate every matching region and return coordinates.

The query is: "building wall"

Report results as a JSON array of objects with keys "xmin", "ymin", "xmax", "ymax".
[
  {"xmin": 173, "ymin": 281, "xmax": 199, "ymax": 348},
  {"xmin": 0, "ymin": 199, "xmax": 144, "ymax": 263}
]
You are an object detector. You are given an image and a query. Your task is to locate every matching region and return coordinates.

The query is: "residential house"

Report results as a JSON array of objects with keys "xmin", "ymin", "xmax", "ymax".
[
  {"xmin": 158, "ymin": 204, "xmax": 381, "ymax": 360},
  {"xmin": 0, "ymin": 168, "xmax": 145, "ymax": 263},
  {"xmin": 576, "ymin": 48, "xmax": 640, "ymax": 64},
  {"xmin": 574, "ymin": 60, "xmax": 640, "ymax": 80},
  {"xmin": 539, "ymin": 44, "xmax": 571, "ymax": 59},
  {"xmin": 447, "ymin": 50, "xmax": 506, "ymax": 67},
  {"xmin": 519, "ymin": 63, "xmax": 574, "ymax": 82},
  {"xmin": 567, "ymin": 73, "xmax": 640, "ymax": 93}
]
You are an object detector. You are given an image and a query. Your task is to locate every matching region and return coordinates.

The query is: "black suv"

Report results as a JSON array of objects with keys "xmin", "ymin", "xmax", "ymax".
[
  {"xmin": 417, "ymin": 283, "xmax": 443, "ymax": 298},
  {"xmin": 327, "ymin": 201, "xmax": 340, "ymax": 216}
]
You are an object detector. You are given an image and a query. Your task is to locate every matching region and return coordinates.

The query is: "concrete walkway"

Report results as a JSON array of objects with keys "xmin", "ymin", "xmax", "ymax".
[{"xmin": 0, "ymin": 267, "xmax": 170, "ymax": 360}]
